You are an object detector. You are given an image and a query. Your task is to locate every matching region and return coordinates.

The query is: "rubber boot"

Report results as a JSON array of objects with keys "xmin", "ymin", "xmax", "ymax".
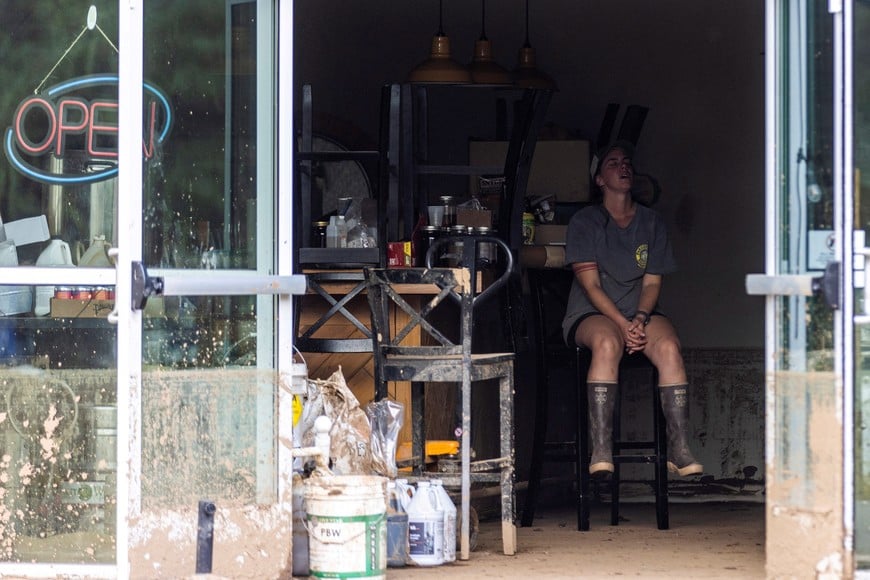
[
  {"xmin": 588, "ymin": 382, "xmax": 617, "ymax": 477},
  {"xmin": 659, "ymin": 384, "xmax": 704, "ymax": 476}
]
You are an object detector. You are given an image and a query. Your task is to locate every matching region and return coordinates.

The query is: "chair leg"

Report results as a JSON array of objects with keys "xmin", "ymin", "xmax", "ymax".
[
  {"xmin": 610, "ymin": 387, "xmax": 622, "ymax": 526},
  {"xmin": 411, "ymin": 381, "xmax": 425, "ymax": 475},
  {"xmin": 460, "ymin": 376, "xmax": 472, "ymax": 561},
  {"xmin": 576, "ymin": 349, "xmax": 591, "ymax": 531},
  {"xmin": 521, "ymin": 364, "xmax": 550, "ymax": 527},
  {"xmin": 500, "ymin": 373, "xmax": 516, "ymax": 555},
  {"xmin": 653, "ymin": 385, "xmax": 670, "ymax": 530}
]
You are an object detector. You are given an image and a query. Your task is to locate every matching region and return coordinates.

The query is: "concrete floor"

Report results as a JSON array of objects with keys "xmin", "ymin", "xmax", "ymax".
[{"xmin": 387, "ymin": 499, "xmax": 766, "ymax": 579}]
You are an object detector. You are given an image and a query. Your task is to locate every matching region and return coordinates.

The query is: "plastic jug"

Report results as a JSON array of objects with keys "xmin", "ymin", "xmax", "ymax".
[
  {"xmin": 291, "ymin": 473, "xmax": 309, "ymax": 577},
  {"xmin": 431, "ymin": 479, "xmax": 457, "ymax": 563},
  {"xmin": 406, "ymin": 481, "xmax": 444, "ymax": 566},
  {"xmin": 386, "ymin": 481, "xmax": 409, "ymax": 567},
  {"xmin": 395, "ymin": 478, "xmax": 414, "ymax": 512},
  {"xmin": 33, "ymin": 238, "xmax": 73, "ymax": 316},
  {"xmin": 78, "ymin": 235, "xmax": 113, "ymax": 267}
]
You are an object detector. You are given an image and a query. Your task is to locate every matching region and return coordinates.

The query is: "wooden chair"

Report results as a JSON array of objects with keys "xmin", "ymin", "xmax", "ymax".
[
  {"xmin": 521, "ymin": 267, "xmax": 669, "ymax": 531},
  {"xmin": 365, "ymin": 264, "xmax": 516, "ymax": 559}
]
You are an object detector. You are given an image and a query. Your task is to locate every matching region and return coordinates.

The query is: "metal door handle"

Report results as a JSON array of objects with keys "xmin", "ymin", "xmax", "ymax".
[
  {"xmin": 745, "ymin": 261, "xmax": 840, "ymax": 308},
  {"xmin": 130, "ymin": 261, "xmax": 307, "ymax": 310}
]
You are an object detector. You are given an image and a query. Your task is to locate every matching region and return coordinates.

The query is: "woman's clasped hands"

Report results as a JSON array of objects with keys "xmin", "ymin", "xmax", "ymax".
[{"xmin": 622, "ymin": 317, "xmax": 648, "ymax": 354}]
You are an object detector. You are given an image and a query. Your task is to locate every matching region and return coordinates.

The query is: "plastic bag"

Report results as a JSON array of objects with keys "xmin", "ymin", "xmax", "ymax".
[
  {"xmin": 458, "ymin": 196, "xmax": 485, "ymax": 210},
  {"xmin": 365, "ymin": 399, "xmax": 404, "ymax": 478},
  {"xmin": 338, "ymin": 196, "xmax": 377, "ymax": 248},
  {"xmin": 302, "ymin": 366, "xmax": 373, "ymax": 475},
  {"xmin": 347, "ymin": 221, "xmax": 377, "ymax": 247}
]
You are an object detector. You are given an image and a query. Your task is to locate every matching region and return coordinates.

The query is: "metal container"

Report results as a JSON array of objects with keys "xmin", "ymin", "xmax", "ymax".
[
  {"xmin": 92, "ymin": 287, "xmax": 111, "ymax": 300},
  {"xmin": 73, "ymin": 287, "xmax": 93, "ymax": 300},
  {"xmin": 446, "ymin": 225, "xmax": 469, "ymax": 267},
  {"xmin": 55, "ymin": 286, "xmax": 74, "ymax": 299},
  {"xmin": 439, "ymin": 195, "xmax": 456, "ymax": 227},
  {"xmin": 312, "ymin": 221, "xmax": 329, "ymax": 248},
  {"xmin": 522, "ymin": 212, "xmax": 535, "ymax": 245},
  {"xmin": 474, "ymin": 226, "xmax": 496, "ymax": 267},
  {"xmin": 419, "ymin": 225, "xmax": 442, "ymax": 266}
]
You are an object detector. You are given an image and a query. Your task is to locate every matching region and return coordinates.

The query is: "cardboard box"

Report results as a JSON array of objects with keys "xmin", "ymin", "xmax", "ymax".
[
  {"xmin": 535, "ymin": 224, "xmax": 567, "ymax": 245},
  {"xmin": 456, "ymin": 208, "xmax": 492, "ymax": 228},
  {"xmin": 2, "ymin": 215, "xmax": 50, "ymax": 246},
  {"xmin": 469, "ymin": 140, "xmax": 591, "ymax": 202},
  {"xmin": 50, "ymin": 299, "xmax": 114, "ymax": 319}
]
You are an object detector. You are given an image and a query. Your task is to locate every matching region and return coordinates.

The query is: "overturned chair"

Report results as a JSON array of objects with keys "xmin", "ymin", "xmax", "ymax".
[{"xmin": 365, "ymin": 250, "xmax": 516, "ymax": 560}]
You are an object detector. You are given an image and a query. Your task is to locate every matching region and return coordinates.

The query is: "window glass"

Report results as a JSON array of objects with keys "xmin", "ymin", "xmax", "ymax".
[
  {"xmin": 140, "ymin": 0, "xmax": 274, "ymax": 508},
  {"xmin": 0, "ymin": 1, "xmax": 121, "ymax": 564}
]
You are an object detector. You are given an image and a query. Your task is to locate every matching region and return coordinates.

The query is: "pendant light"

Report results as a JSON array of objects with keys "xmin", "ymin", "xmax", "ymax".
[
  {"xmin": 408, "ymin": 0, "xmax": 472, "ymax": 84},
  {"xmin": 514, "ymin": 0, "xmax": 557, "ymax": 90},
  {"xmin": 469, "ymin": 0, "xmax": 512, "ymax": 85}
]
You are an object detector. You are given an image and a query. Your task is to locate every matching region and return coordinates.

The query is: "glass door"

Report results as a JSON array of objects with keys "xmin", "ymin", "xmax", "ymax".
[
  {"xmin": 0, "ymin": 0, "xmax": 299, "ymax": 576},
  {"xmin": 851, "ymin": 0, "xmax": 870, "ymax": 569},
  {"xmin": 121, "ymin": 0, "xmax": 300, "ymax": 576},
  {"xmin": 749, "ymin": 0, "xmax": 850, "ymax": 575}
]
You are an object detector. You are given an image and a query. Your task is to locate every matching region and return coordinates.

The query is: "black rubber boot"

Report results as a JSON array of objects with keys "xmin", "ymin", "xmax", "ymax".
[
  {"xmin": 588, "ymin": 382, "xmax": 617, "ymax": 477},
  {"xmin": 659, "ymin": 385, "xmax": 703, "ymax": 476}
]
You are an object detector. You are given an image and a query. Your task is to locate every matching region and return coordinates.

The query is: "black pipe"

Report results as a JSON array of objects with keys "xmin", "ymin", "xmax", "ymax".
[{"xmin": 195, "ymin": 499, "xmax": 216, "ymax": 574}]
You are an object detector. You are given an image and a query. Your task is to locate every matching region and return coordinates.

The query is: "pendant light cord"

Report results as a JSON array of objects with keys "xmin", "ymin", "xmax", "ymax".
[
  {"xmin": 523, "ymin": 0, "xmax": 531, "ymax": 48},
  {"xmin": 480, "ymin": 0, "xmax": 488, "ymax": 41},
  {"xmin": 437, "ymin": 0, "xmax": 445, "ymax": 36}
]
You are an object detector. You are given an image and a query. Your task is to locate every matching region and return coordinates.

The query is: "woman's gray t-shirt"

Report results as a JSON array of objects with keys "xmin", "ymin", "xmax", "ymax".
[{"xmin": 561, "ymin": 204, "xmax": 677, "ymax": 344}]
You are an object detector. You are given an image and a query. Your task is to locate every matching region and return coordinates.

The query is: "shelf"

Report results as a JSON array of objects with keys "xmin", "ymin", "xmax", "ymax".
[
  {"xmin": 297, "ymin": 247, "xmax": 380, "ymax": 267},
  {"xmin": 414, "ymin": 164, "xmax": 504, "ymax": 176},
  {"xmin": 0, "ymin": 316, "xmax": 114, "ymax": 330},
  {"xmin": 296, "ymin": 151, "xmax": 379, "ymax": 162}
]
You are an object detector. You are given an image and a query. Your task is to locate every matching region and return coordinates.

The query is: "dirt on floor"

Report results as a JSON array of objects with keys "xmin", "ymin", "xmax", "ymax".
[{"xmin": 384, "ymin": 501, "xmax": 765, "ymax": 579}]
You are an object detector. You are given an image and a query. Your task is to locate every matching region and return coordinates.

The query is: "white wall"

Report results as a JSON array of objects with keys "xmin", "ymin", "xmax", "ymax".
[{"xmin": 295, "ymin": 0, "xmax": 767, "ymax": 349}]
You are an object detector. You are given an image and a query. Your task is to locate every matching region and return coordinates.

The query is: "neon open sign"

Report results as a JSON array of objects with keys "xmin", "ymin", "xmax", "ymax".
[{"xmin": 3, "ymin": 74, "xmax": 172, "ymax": 185}]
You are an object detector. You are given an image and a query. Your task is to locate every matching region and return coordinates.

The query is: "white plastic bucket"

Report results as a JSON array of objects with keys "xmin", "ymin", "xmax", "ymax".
[{"xmin": 304, "ymin": 475, "xmax": 387, "ymax": 579}]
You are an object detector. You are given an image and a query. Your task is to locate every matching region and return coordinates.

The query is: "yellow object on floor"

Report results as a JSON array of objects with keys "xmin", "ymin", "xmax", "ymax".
[{"xmin": 396, "ymin": 440, "xmax": 459, "ymax": 464}]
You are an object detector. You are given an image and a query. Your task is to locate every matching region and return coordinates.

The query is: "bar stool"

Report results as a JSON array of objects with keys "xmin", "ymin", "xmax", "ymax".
[
  {"xmin": 521, "ymin": 267, "xmax": 669, "ymax": 531},
  {"xmin": 576, "ymin": 349, "xmax": 669, "ymax": 531}
]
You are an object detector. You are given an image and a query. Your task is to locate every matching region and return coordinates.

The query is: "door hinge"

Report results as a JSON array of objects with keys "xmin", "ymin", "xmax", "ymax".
[{"xmin": 829, "ymin": 0, "xmax": 842, "ymax": 14}]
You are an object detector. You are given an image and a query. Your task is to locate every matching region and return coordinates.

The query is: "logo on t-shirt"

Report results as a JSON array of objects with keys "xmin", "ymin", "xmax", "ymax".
[{"xmin": 635, "ymin": 244, "xmax": 648, "ymax": 269}]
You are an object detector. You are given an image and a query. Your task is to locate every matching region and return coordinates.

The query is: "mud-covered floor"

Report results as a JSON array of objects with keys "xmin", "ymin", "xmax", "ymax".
[{"xmin": 385, "ymin": 500, "xmax": 765, "ymax": 579}]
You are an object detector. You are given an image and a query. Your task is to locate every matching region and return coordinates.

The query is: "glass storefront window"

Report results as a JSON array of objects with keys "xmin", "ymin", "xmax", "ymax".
[
  {"xmin": 0, "ymin": 0, "xmax": 278, "ymax": 565},
  {"xmin": 0, "ymin": 0, "xmax": 122, "ymax": 564}
]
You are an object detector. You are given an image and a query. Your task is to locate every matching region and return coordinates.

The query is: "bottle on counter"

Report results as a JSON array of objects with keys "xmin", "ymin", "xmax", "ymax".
[
  {"xmin": 312, "ymin": 221, "xmax": 329, "ymax": 248},
  {"xmin": 326, "ymin": 216, "xmax": 339, "ymax": 248},
  {"xmin": 335, "ymin": 215, "xmax": 348, "ymax": 248},
  {"xmin": 439, "ymin": 195, "xmax": 456, "ymax": 228}
]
